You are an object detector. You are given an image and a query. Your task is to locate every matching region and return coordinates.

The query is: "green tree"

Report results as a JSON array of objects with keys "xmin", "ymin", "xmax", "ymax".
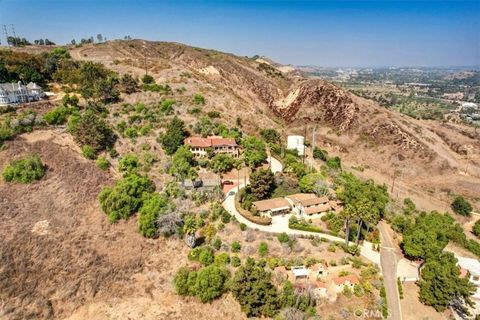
[
  {"xmin": 242, "ymin": 136, "xmax": 267, "ymax": 167},
  {"xmin": 190, "ymin": 265, "xmax": 229, "ymax": 302},
  {"xmin": 161, "ymin": 116, "xmax": 187, "ymax": 155},
  {"xmin": 230, "ymin": 259, "xmax": 280, "ymax": 317},
  {"xmin": 209, "ymin": 154, "xmax": 235, "ymax": 174},
  {"xmin": 419, "ymin": 252, "xmax": 475, "ymax": 312},
  {"xmin": 138, "ymin": 193, "xmax": 169, "ymax": 238},
  {"xmin": 260, "ymin": 128, "xmax": 280, "ymax": 144},
  {"xmin": 451, "ymin": 196, "xmax": 473, "ymax": 217},
  {"xmin": 69, "ymin": 109, "xmax": 116, "ymax": 153},
  {"xmin": 299, "ymin": 172, "xmax": 328, "ymax": 196},
  {"xmin": 249, "ymin": 168, "xmax": 274, "ymax": 200},
  {"xmin": 169, "ymin": 145, "xmax": 196, "ymax": 180},
  {"xmin": 98, "ymin": 173, "xmax": 155, "ymax": 223},
  {"xmin": 2, "ymin": 154, "xmax": 45, "ymax": 183}
]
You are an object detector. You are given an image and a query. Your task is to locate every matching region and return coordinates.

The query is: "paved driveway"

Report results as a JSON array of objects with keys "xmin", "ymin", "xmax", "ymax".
[
  {"xmin": 223, "ymin": 186, "xmax": 380, "ymax": 265},
  {"xmin": 379, "ymin": 222, "xmax": 403, "ymax": 320}
]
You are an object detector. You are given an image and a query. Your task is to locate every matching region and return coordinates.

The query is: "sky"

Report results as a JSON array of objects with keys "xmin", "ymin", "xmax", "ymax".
[{"xmin": 0, "ymin": 0, "xmax": 479, "ymax": 67}]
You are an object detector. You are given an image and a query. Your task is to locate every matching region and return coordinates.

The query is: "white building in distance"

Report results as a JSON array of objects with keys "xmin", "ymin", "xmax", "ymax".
[
  {"xmin": 287, "ymin": 135, "xmax": 305, "ymax": 156},
  {"xmin": 0, "ymin": 81, "xmax": 44, "ymax": 107}
]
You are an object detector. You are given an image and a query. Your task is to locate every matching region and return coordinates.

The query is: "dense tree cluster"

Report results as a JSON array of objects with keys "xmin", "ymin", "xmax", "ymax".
[
  {"xmin": 419, "ymin": 252, "xmax": 475, "ymax": 312},
  {"xmin": 336, "ymin": 172, "xmax": 389, "ymax": 244},
  {"xmin": 401, "ymin": 211, "xmax": 464, "ymax": 260}
]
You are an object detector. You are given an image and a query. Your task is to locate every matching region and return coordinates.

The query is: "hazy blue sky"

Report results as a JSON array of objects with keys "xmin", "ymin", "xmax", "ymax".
[{"xmin": 0, "ymin": 0, "xmax": 479, "ymax": 67}]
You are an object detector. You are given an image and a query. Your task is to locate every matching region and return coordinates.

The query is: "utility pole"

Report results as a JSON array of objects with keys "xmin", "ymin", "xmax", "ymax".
[
  {"xmin": 302, "ymin": 126, "xmax": 307, "ymax": 164},
  {"xmin": 3, "ymin": 25, "xmax": 10, "ymax": 48},
  {"xmin": 10, "ymin": 24, "xmax": 16, "ymax": 39},
  {"xmin": 142, "ymin": 42, "xmax": 148, "ymax": 76},
  {"xmin": 310, "ymin": 126, "xmax": 316, "ymax": 171}
]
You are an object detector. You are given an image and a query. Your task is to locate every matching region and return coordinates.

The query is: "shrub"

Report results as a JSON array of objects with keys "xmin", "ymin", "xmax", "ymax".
[
  {"xmin": 81, "ymin": 145, "xmax": 96, "ymax": 159},
  {"xmin": 193, "ymin": 93, "xmax": 205, "ymax": 105},
  {"xmin": 94, "ymin": 155, "xmax": 109, "ymax": 170},
  {"xmin": 119, "ymin": 154, "xmax": 140, "ymax": 173},
  {"xmin": 214, "ymin": 253, "xmax": 230, "ymax": 265},
  {"xmin": 473, "ymin": 220, "xmax": 480, "ymax": 238},
  {"xmin": 239, "ymin": 223, "xmax": 247, "ymax": 231},
  {"xmin": 2, "ymin": 154, "xmax": 45, "ymax": 183},
  {"xmin": 43, "ymin": 106, "xmax": 72, "ymax": 125},
  {"xmin": 258, "ymin": 242, "xmax": 268, "ymax": 257},
  {"xmin": 277, "ymin": 232, "xmax": 290, "ymax": 243},
  {"xmin": 207, "ymin": 111, "xmax": 220, "ymax": 118},
  {"xmin": 231, "ymin": 241, "xmax": 241, "ymax": 253},
  {"xmin": 326, "ymin": 156, "xmax": 341, "ymax": 170},
  {"xmin": 231, "ymin": 255, "xmax": 241, "ymax": 267},
  {"xmin": 142, "ymin": 74, "xmax": 155, "ymax": 84},
  {"xmin": 212, "ymin": 238, "xmax": 222, "ymax": 250},
  {"xmin": 174, "ymin": 266, "xmax": 191, "ymax": 296},
  {"xmin": 199, "ymin": 247, "xmax": 215, "ymax": 266},
  {"xmin": 313, "ymin": 147, "xmax": 328, "ymax": 161},
  {"xmin": 451, "ymin": 196, "xmax": 473, "ymax": 217},
  {"xmin": 173, "ymin": 265, "xmax": 229, "ymax": 303}
]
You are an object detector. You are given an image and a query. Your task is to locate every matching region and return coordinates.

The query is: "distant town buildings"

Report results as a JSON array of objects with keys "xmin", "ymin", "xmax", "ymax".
[
  {"xmin": 184, "ymin": 136, "xmax": 239, "ymax": 158},
  {"xmin": 0, "ymin": 81, "xmax": 44, "ymax": 107}
]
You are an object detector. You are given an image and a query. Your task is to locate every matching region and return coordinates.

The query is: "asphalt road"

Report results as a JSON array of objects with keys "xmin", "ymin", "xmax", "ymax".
[{"xmin": 379, "ymin": 222, "xmax": 403, "ymax": 320}]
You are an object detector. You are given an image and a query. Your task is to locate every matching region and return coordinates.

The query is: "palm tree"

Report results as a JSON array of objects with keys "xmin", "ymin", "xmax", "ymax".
[
  {"xmin": 183, "ymin": 215, "xmax": 197, "ymax": 248},
  {"xmin": 340, "ymin": 204, "xmax": 356, "ymax": 245}
]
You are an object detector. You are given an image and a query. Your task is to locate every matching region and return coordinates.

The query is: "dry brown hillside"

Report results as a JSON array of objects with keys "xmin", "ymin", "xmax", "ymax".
[{"xmin": 70, "ymin": 40, "xmax": 480, "ymax": 211}]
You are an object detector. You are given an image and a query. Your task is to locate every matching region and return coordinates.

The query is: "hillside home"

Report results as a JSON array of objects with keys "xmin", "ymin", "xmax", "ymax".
[
  {"xmin": 252, "ymin": 197, "xmax": 291, "ymax": 217},
  {"xmin": 291, "ymin": 266, "xmax": 309, "ymax": 281},
  {"xmin": 182, "ymin": 172, "xmax": 221, "ymax": 190},
  {"xmin": 457, "ymin": 256, "xmax": 480, "ymax": 299},
  {"xmin": 184, "ymin": 136, "xmax": 239, "ymax": 158},
  {"xmin": 286, "ymin": 193, "xmax": 331, "ymax": 217},
  {"xmin": 309, "ymin": 263, "xmax": 329, "ymax": 280},
  {"xmin": 0, "ymin": 81, "xmax": 44, "ymax": 106},
  {"xmin": 332, "ymin": 275, "xmax": 359, "ymax": 293}
]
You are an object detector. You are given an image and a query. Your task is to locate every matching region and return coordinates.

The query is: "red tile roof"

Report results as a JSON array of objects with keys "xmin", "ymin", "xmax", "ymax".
[
  {"xmin": 300, "ymin": 196, "xmax": 329, "ymax": 207},
  {"xmin": 332, "ymin": 275, "xmax": 359, "ymax": 286},
  {"xmin": 184, "ymin": 136, "xmax": 237, "ymax": 148}
]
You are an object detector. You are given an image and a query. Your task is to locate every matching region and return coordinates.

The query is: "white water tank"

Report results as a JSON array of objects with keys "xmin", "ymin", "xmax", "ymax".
[{"xmin": 287, "ymin": 135, "xmax": 305, "ymax": 156}]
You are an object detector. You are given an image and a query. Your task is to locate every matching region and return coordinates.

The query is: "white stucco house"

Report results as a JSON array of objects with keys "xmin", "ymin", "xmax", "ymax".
[{"xmin": 0, "ymin": 81, "xmax": 44, "ymax": 107}]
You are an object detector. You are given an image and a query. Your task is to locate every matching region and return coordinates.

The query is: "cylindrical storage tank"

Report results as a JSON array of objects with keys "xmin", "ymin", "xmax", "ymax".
[{"xmin": 287, "ymin": 135, "xmax": 305, "ymax": 156}]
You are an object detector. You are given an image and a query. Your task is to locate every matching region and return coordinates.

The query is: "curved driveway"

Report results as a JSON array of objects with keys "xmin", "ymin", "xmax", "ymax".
[{"xmin": 223, "ymin": 184, "xmax": 380, "ymax": 265}]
